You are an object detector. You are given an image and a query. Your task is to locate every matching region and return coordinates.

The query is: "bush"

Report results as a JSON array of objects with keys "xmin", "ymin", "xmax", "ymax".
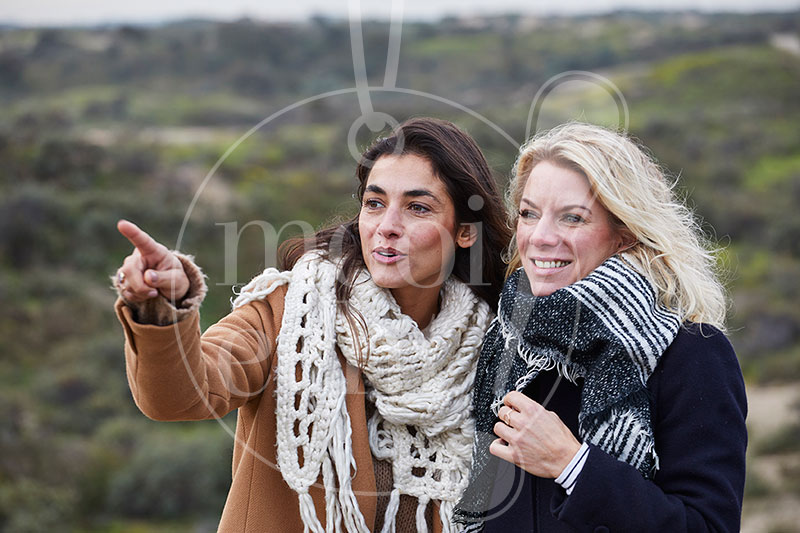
[
  {"xmin": 0, "ymin": 478, "xmax": 77, "ymax": 533},
  {"xmin": 757, "ymin": 422, "xmax": 800, "ymax": 456},
  {"xmin": 743, "ymin": 467, "xmax": 773, "ymax": 499},
  {"xmin": 107, "ymin": 427, "xmax": 232, "ymax": 519}
]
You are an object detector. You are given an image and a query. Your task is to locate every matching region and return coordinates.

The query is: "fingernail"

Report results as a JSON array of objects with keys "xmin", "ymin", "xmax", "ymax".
[
  {"xmin": 147, "ymin": 271, "xmax": 158, "ymax": 283},
  {"xmin": 148, "ymin": 290, "xmax": 158, "ymax": 298}
]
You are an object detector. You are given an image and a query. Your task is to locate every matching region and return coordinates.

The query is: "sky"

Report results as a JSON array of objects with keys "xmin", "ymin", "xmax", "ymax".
[{"xmin": 2, "ymin": 0, "xmax": 799, "ymax": 26}]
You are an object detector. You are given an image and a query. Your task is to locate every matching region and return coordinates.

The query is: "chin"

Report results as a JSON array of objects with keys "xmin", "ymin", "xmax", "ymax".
[
  {"xmin": 527, "ymin": 278, "xmax": 568, "ymax": 297},
  {"xmin": 367, "ymin": 268, "xmax": 403, "ymax": 290},
  {"xmin": 373, "ymin": 278, "xmax": 403, "ymax": 290},
  {"xmin": 531, "ymin": 287, "xmax": 556, "ymax": 297}
]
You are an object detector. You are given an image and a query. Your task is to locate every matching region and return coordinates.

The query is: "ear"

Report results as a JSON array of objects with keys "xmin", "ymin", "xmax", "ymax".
[
  {"xmin": 616, "ymin": 228, "xmax": 638, "ymax": 253},
  {"xmin": 456, "ymin": 223, "xmax": 479, "ymax": 248}
]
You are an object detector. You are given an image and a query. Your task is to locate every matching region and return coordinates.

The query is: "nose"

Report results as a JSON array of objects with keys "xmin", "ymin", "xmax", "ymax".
[
  {"xmin": 528, "ymin": 216, "xmax": 560, "ymax": 247},
  {"xmin": 376, "ymin": 206, "xmax": 403, "ymax": 239}
]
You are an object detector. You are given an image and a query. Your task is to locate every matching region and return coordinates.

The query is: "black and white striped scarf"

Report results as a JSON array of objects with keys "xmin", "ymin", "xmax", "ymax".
[{"xmin": 455, "ymin": 255, "xmax": 680, "ymax": 527}]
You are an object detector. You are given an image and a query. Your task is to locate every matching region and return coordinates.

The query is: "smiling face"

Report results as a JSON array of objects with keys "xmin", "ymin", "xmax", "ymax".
[
  {"xmin": 517, "ymin": 160, "xmax": 626, "ymax": 296},
  {"xmin": 358, "ymin": 153, "xmax": 473, "ymax": 302}
]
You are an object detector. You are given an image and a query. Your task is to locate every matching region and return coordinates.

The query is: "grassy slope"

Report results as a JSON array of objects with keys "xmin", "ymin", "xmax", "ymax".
[{"xmin": 1, "ymin": 12, "xmax": 799, "ymax": 531}]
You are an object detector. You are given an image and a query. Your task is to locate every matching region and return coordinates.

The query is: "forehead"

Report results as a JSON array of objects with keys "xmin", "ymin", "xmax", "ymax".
[
  {"xmin": 523, "ymin": 161, "xmax": 595, "ymax": 200},
  {"xmin": 366, "ymin": 154, "xmax": 447, "ymax": 194}
]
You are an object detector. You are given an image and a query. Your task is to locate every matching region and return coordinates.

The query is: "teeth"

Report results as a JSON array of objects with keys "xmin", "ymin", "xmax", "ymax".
[
  {"xmin": 534, "ymin": 260, "xmax": 569, "ymax": 269},
  {"xmin": 378, "ymin": 251, "xmax": 396, "ymax": 257}
]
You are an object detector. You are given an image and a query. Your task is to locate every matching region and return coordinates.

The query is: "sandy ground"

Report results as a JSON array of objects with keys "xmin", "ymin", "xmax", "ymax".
[
  {"xmin": 746, "ymin": 383, "xmax": 800, "ymax": 436},
  {"xmin": 742, "ymin": 383, "xmax": 800, "ymax": 533}
]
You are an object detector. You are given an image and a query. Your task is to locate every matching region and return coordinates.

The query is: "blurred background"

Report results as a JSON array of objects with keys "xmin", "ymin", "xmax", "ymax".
[{"xmin": 1, "ymin": 1, "xmax": 799, "ymax": 531}]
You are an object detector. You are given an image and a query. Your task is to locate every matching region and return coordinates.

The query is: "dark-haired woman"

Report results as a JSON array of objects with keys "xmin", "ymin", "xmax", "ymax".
[{"xmin": 112, "ymin": 117, "xmax": 511, "ymax": 532}]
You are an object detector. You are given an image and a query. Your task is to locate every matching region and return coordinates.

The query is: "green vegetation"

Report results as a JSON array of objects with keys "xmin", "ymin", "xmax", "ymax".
[{"xmin": 1, "ymin": 9, "xmax": 799, "ymax": 530}]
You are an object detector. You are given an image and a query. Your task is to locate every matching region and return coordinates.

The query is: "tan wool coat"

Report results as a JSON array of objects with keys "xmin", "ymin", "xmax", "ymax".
[{"xmin": 115, "ymin": 271, "xmax": 445, "ymax": 532}]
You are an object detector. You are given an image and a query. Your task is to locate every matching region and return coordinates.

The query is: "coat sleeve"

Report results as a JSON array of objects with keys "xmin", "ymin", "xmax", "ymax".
[
  {"xmin": 550, "ymin": 325, "xmax": 748, "ymax": 533},
  {"xmin": 114, "ymin": 277, "xmax": 287, "ymax": 422}
]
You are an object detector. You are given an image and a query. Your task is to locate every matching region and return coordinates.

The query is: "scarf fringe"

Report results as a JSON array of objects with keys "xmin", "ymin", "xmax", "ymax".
[
  {"xmin": 298, "ymin": 491, "xmax": 325, "ymax": 533},
  {"xmin": 580, "ymin": 397, "xmax": 660, "ymax": 476},
  {"xmin": 499, "ymin": 313, "xmax": 584, "ymax": 386},
  {"xmin": 648, "ymin": 440, "xmax": 660, "ymax": 474},
  {"xmin": 329, "ymin": 385, "xmax": 369, "ymax": 533},
  {"xmin": 416, "ymin": 496, "xmax": 430, "ymax": 533},
  {"xmin": 439, "ymin": 499, "xmax": 456, "ymax": 533},
  {"xmin": 380, "ymin": 489, "xmax": 401, "ymax": 533},
  {"xmin": 321, "ymin": 457, "xmax": 341, "ymax": 533}
]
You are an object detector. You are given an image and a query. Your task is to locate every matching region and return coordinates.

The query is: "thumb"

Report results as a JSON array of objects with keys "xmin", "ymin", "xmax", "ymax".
[{"xmin": 144, "ymin": 267, "xmax": 190, "ymax": 300}]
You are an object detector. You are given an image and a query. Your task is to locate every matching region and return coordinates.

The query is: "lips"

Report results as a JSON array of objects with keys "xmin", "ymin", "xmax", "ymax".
[{"xmin": 372, "ymin": 247, "xmax": 405, "ymax": 264}]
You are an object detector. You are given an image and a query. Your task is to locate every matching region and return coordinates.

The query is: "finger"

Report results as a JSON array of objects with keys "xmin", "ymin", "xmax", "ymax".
[
  {"xmin": 504, "ymin": 391, "xmax": 542, "ymax": 416},
  {"xmin": 121, "ymin": 254, "xmax": 146, "ymax": 286},
  {"xmin": 121, "ymin": 287, "xmax": 158, "ymax": 303},
  {"xmin": 143, "ymin": 268, "xmax": 189, "ymax": 299},
  {"xmin": 142, "ymin": 268, "xmax": 173, "ymax": 287},
  {"xmin": 122, "ymin": 287, "xmax": 157, "ymax": 302},
  {"xmin": 121, "ymin": 249, "xmax": 144, "ymax": 271},
  {"xmin": 498, "ymin": 405, "xmax": 516, "ymax": 428},
  {"xmin": 489, "ymin": 438, "xmax": 515, "ymax": 463},
  {"xmin": 493, "ymin": 421, "xmax": 513, "ymax": 441},
  {"xmin": 124, "ymin": 272, "xmax": 158, "ymax": 298},
  {"xmin": 121, "ymin": 258, "xmax": 158, "ymax": 297},
  {"xmin": 117, "ymin": 220, "xmax": 166, "ymax": 262}
]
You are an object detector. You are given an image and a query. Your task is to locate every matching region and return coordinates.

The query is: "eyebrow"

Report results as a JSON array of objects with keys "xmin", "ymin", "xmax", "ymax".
[
  {"xmin": 520, "ymin": 197, "xmax": 593, "ymax": 213},
  {"xmin": 365, "ymin": 184, "xmax": 440, "ymax": 202}
]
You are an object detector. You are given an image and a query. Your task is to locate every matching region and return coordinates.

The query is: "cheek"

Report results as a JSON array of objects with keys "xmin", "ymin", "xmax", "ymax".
[
  {"xmin": 411, "ymin": 228, "xmax": 439, "ymax": 252},
  {"xmin": 358, "ymin": 214, "xmax": 374, "ymax": 238},
  {"xmin": 516, "ymin": 224, "xmax": 530, "ymax": 253},
  {"xmin": 573, "ymin": 229, "xmax": 618, "ymax": 267},
  {"xmin": 357, "ymin": 216, "xmax": 374, "ymax": 253},
  {"xmin": 410, "ymin": 224, "xmax": 454, "ymax": 256},
  {"xmin": 594, "ymin": 227, "xmax": 621, "ymax": 256}
]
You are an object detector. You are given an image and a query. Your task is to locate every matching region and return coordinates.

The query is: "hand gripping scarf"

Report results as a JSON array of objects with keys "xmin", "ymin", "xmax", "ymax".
[
  {"xmin": 454, "ymin": 255, "xmax": 681, "ymax": 529},
  {"xmin": 233, "ymin": 252, "xmax": 492, "ymax": 533}
]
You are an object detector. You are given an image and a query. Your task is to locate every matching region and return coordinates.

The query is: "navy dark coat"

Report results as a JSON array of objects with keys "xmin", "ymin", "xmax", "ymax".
[{"xmin": 483, "ymin": 324, "xmax": 748, "ymax": 533}]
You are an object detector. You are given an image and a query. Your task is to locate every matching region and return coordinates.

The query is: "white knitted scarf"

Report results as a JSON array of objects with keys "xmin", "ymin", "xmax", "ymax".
[{"xmin": 232, "ymin": 252, "xmax": 492, "ymax": 533}]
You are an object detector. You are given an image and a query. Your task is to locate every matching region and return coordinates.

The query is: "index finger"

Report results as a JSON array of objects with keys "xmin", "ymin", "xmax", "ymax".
[
  {"xmin": 504, "ymin": 390, "xmax": 538, "ymax": 411},
  {"xmin": 117, "ymin": 219, "xmax": 164, "ymax": 258}
]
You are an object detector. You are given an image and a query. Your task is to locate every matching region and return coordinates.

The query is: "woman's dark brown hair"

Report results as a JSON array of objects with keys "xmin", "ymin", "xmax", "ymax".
[{"xmin": 279, "ymin": 117, "xmax": 510, "ymax": 362}]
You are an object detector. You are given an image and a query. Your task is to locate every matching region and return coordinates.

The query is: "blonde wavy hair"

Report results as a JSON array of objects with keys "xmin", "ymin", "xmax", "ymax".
[{"xmin": 506, "ymin": 122, "xmax": 727, "ymax": 330}]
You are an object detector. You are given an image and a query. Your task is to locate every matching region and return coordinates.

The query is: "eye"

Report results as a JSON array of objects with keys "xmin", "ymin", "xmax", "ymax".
[
  {"xmin": 363, "ymin": 198, "xmax": 384, "ymax": 210},
  {"xmin": 562, "ymin": 213, "xmax": 585, "ymax": 224},
  {"xmin": 409, "ymin": 203, "xmax": 431, "ymax": 214},
  {"xmin": 519, "ymin": 209, "xmax": 539, "ymax": 220}
]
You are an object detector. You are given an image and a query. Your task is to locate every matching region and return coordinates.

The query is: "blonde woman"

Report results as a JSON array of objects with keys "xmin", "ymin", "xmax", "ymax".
[{"xmin": 456, "ymin": 122, "xmax": 747, "ymax": 532}]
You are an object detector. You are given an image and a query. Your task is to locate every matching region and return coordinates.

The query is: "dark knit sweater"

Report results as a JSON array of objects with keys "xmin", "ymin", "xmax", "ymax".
[{"xmin": 482, "ymin": 323, "xmax": 747, "ymax": 533}]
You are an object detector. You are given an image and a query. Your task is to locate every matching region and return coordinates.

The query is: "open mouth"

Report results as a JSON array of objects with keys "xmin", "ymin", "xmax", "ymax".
[{"xmin": 373, "ymin": 247, "xmax": 404, "ymax": 263}]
